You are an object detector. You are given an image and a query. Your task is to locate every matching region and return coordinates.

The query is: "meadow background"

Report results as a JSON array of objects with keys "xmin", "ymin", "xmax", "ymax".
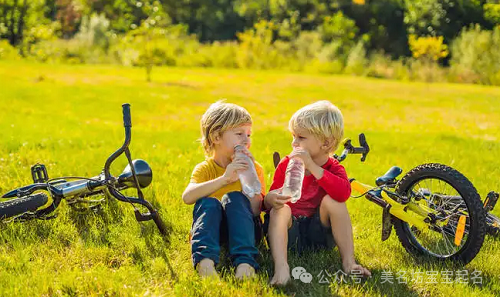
[
  {"xmin": 2, "ymin": 1, "xmax": 500, "ymax": 85},
  {"xmin": 0, "ymin": 60, "xmax": 499, "ymax": 296}
]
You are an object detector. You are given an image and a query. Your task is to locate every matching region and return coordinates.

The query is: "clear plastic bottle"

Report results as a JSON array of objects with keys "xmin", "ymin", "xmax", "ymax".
[
  {"xmin": 234, "ymin": 145, "xmax": 261, "ymax": 198},
  {"xmin": 282, "ymin": 154, "xmax": 305, "ymax": 203}
]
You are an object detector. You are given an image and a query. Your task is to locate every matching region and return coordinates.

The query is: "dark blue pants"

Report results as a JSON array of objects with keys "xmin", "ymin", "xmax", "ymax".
[{"xmin": 190, "ymin": 191, "xmax": 259, "ymax": 269}]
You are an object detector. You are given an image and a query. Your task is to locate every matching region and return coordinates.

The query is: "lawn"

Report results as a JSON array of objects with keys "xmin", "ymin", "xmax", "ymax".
[{"xmin": 0, "ymin": 60, "xmax": 499, "ymax": 296}]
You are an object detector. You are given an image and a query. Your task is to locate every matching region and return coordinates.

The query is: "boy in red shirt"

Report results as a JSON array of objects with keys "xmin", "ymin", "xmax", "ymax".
[{"xmin": 263, "ymin": 101, "xmax": 371, "ymax": 285}]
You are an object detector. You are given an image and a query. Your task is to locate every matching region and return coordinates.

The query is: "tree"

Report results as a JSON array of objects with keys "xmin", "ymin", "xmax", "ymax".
[{"xmin": 0, "ymin": 0, "xmax": 49, "ymax": 54}]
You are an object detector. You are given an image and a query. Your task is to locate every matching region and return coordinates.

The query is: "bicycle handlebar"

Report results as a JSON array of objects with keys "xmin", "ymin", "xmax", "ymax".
[
  {"xmin": 122, "ymin": 103, "xmax": 131, "ymax": 128},
  {"xmin": 103, "ymin": 104, "xmax": 132, "ymax": 179},
  {"xmin": 335, "ymin": 133, "xmax": 370, "ymax": 163}
]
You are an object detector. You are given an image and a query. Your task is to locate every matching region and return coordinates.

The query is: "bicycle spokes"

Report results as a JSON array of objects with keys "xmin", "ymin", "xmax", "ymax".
[{"xmin": 407, "ymin": 178, "xmax": 471, "ymax": 257}]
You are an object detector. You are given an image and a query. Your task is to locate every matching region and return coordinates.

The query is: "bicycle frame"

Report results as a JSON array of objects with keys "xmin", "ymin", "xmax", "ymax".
[
  {"xmin": 351, "ymin": 180, "xmax": 430, "ymax": 231},
  {"xmin": 337, "ymin": 134, "xmax": 460, "ymax": 239}
]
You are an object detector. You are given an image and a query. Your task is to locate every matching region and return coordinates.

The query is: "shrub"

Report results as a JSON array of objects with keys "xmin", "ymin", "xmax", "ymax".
[
  {"xmin": 0, "ymin": 40, "xmax": 20, "ymax": 60},
  {"xmin": 450, "ymin": 24, "xmax": 500, "ymax": 85},
  {"xmin": 344, "ymin": 41, "xmax": 368, "ymax": 76}
]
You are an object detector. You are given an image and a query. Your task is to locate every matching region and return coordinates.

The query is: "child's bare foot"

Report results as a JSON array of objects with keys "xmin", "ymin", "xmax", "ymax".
[
  {"xmin": 197, "ymin": 258, "xmax": 219, "ymax": 278},
  {"xmin": 270, "ymin": 264, "xmax": 290, "ymax": 286},
  {"xmin": 343, "ymin": 260, "xmax": 371, "ymax": 277},
  {"xmin": 235, "ymin": 263, "xmax": 255, "ymax": 280}
]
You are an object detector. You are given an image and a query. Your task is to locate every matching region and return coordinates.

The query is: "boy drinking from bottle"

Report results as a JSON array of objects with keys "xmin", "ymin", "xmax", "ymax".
[
  {"xmin": 263, "ymin": 101, "xmax": 371, "ymax": 285},
  {"xmin": 182, "ymin": 100, "xmax": 266, "ymax": 279}
]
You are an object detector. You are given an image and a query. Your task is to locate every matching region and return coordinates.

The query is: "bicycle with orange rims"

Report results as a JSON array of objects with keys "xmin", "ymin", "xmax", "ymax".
[{"xmin": 336, "ymin": 134, "xmax": 492, "ymax": 265}]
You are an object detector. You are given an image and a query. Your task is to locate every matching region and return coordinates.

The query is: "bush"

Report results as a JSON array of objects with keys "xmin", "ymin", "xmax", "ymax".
[
  {"xmin": 25, "ymin": 16, "xmax": 113, "ymax": 64},
  {"xmin": 408, "ymin": 35, "xmax": 448, "ymax": 62},
  {"xmin": 408, "ymin": 58, "xmax": 447, "ymax": 83},
  {"xmin": 0, "ymin": 40, "xmax": 20, "ymax": 60},
  {"xmin": 293, "ymin": 31, "xmax": 323, "ymax": 71},
  {"xmin": 450, "ymin": 25, "xmax": 500, "ymax": 85},
  {"xmin": 344, "ymin": 41, "xmax": 368, "ymax": 76},
  {"xmin": 235, "ymin": 20, "xmax": 278, "ymax": 69},
  {"xmin": 23, "ymin": 22, "xmax": 62, "ymax": 55},
  {"xmin": 366, "ymin": 52, "xmax": 410, "ymax": 81},
  {"xmin": 76, "ymin": 14, "xmax": 112, "ymax": 51},
  {"xmin": 111, "ymin": 24, "xmax": 195, "ymax": 67}
]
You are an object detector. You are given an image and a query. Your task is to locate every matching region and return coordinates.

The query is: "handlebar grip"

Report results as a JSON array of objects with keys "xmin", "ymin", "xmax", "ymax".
[{"xmin": 122, "ymin": 103, "xmax": 131, "ymax": 127}]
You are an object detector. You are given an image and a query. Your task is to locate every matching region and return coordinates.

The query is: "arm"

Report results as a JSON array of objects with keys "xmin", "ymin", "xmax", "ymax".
[
  {"xmin": 315, "ymin": 164, "xmax": 351, "ymax": 202},
  {"xmin": 182, "ymin": 177, "xmax": 232, "ymax": 205},
  {"xmin": 263, "ymin": 157, "xmax": 289, "ymax": 210},
  {"xmin": 289, "ymin": 149, "xmax": 351, "ymax": 203},
  {"xmin": 182, "ymin": 156, "xmax": 248, "ymax": 205}
]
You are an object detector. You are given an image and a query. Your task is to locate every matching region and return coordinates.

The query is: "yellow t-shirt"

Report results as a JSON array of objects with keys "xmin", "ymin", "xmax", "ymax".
[{"xmin": 190, "ymin": 158, "xmax": 266, "ymax": 200}]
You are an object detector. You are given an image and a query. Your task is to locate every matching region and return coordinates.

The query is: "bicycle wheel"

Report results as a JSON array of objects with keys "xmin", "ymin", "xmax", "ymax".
[
  {"xmin": 393, "ymin": 163, "xmax": 486, "ymax": 265},
  {"xmin": 0, "ymin": 193, "xmax": 48, "ymax": 220}
]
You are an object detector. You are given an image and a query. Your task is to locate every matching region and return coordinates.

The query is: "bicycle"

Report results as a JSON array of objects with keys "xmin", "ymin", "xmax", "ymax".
[
  {"xmin": 0, "ymin": 103, "xmax": 167, "ymax": 235},
  {"xmin": 273, "ymin": 134, "xmax": 494, "ymax": 265}
]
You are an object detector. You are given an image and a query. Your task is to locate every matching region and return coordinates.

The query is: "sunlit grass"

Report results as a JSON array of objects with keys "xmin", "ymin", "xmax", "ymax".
[{"xmin": 0, "ymin": 60, "xmax": 499, "ymax": 296}]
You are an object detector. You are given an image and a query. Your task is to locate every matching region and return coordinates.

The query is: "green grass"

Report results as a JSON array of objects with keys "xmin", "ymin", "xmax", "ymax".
[{"xmin": 0, "ymin": 60, "xmax": 500, "ymax": 296}]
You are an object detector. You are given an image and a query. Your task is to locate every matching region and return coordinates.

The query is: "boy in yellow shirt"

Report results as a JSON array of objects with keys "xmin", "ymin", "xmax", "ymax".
[{"xmin": 182, "ymin": 101, "xmax": 266, "ymax": 279}]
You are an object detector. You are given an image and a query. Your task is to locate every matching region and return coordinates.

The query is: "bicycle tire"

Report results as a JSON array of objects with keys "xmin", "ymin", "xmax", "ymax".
[
  {"xmin": 393, "ymin": 163, "xmax": 486, "ymax": 265},
  {"xmin": 0, "ymin": 193, "xmax": 49, "ymax": 219}
]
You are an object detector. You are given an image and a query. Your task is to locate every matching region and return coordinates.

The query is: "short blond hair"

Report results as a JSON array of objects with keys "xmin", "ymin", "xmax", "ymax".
[
  {"xmin": 200, "ymin": 100, "xmax": 252, "ymax": 156},
  {"xmin": 289, "ymin": 100, "xmax": 344, "ymax": 153}
]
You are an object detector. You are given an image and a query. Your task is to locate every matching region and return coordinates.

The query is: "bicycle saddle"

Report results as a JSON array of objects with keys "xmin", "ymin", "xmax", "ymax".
[{"xmin": 376, "ymin": 166, "xmax": 403, "ymax": 186}]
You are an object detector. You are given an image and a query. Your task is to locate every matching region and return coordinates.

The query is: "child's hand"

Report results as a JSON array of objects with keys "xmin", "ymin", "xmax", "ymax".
[
  {"xmin": 223, "ymin": 157, "xmax": 248, "ymax": 184},
  {"xmin": 265, "ymin": 189, "xmax": 291, "ymax": 210},
  {"xmin": 289, "ymin": 148, "xmax": 314, "ymax": 170}
]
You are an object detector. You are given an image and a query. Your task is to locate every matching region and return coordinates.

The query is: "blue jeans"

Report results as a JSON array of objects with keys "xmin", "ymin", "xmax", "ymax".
[{"xmin": 190, "ymin": 191, "xmax": 259, "ymax": 270}]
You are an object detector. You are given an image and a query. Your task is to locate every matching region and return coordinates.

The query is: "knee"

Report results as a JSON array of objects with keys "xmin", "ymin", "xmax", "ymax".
[
  {"xmin": 270, "ymin": 204, "xmax": 291, "ymax": 219},
  {"xmin": 221, "ymin": 191, "xmax": 249, "ymax": 208},
  {"xmin": 195, "ymin": 197, "xmax": 222, "ymax": 211},
  {"xmin": 320, "ymin": 195, "xmax": 345, "ymax": 214}
]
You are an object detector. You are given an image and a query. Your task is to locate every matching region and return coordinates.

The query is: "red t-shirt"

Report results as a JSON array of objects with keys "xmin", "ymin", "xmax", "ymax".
[{"xmin": 269, "ymin": 156, "xmax": 351, "ymax": 218}]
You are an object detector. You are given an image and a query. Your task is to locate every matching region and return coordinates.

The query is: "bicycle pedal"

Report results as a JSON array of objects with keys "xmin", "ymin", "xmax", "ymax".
[
  {"xmin": 31, "ymin": 163, "xmax": 49, "ymax": 183},
  {"xmin": 484, "ymin": 191, "xmax": 499, "ymax": 212},
  {"xmin": 381, "ymin": 205, "xmax": 392, "ymax": 241}
]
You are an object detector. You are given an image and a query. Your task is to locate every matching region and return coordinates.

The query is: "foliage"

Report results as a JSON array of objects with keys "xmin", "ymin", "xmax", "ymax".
[
  {"xmin": 344, "ymin": 40, "xmax": 368, "ymax": 75},
  {"xmin": 484, "ymin": 3, "xmax": 500, "ymax": 24},
  {"xmin": 450, "ymin": 24, "xmax": 500, "ymax": 84},
  {"xmin": 235, "ymin": 20, "xmax": 279, "ymax": 69},
  {"xmin": 403, "ymin": 0, "xmax": 452, "ymax": 36},
  {"xmin": 2, "ymin": 0, "xmax": 500, "ymax": 85},
  {"xmin": 0, "ymin": 39, "xmax": 19, "ymax": 59},
  {"xmin": 408, "ymin": 35, "xmax": 449, "ymax": 61}
]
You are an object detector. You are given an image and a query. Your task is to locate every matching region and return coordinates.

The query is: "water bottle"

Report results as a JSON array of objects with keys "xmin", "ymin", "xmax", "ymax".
[
  {"xmin": 234, "ymin": 145, "xmax": 261, "ymax": 198},
  {"xmin": 282, "ymin": 154, "xmax": 305, "ymax": 203}
]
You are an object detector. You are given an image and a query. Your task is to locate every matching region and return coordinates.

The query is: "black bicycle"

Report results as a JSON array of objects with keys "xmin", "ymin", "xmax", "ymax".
[{"xmin": 0, "ymin": 103, "xmax": 167, "ymax": 235}]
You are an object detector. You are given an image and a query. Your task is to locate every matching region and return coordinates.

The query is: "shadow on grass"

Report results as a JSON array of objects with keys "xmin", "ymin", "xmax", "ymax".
[
  {"xmin": 67, "ymin": 195, "xmax": 125, "ymax": 245},
  {"xmin": 257, "ymin": 248, "xmax": 423, "ymax": 297}
]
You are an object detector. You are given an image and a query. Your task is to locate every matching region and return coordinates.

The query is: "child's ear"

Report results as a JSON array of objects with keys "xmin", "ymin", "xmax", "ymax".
[
  {"xmin": 213, "ymin": 132, "xmax": 222, "ymax": 144},
  {"xmin": 322, "ymin": 140, "xmax": 330, "ymax": 150}
]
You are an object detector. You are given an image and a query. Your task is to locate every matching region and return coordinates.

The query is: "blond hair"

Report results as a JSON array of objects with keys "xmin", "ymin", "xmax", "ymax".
[
  {"xmin": 289, "ymin": 100, "xmax": 344, "ymax": 153},
  {"xmin": 200, "ymin": 100, "xmax": 252, "ymax": 156}
]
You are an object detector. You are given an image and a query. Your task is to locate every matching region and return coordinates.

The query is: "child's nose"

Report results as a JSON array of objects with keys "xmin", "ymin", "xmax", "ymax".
[{"xmin": 292, "ymin": 139, "xmax": 300, "ymax": 147}]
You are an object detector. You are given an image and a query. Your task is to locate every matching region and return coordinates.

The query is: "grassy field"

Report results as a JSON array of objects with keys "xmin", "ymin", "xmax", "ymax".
[{"xmin": 0, "ymin": 60, "xmax": 499, "ymax": 297}]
